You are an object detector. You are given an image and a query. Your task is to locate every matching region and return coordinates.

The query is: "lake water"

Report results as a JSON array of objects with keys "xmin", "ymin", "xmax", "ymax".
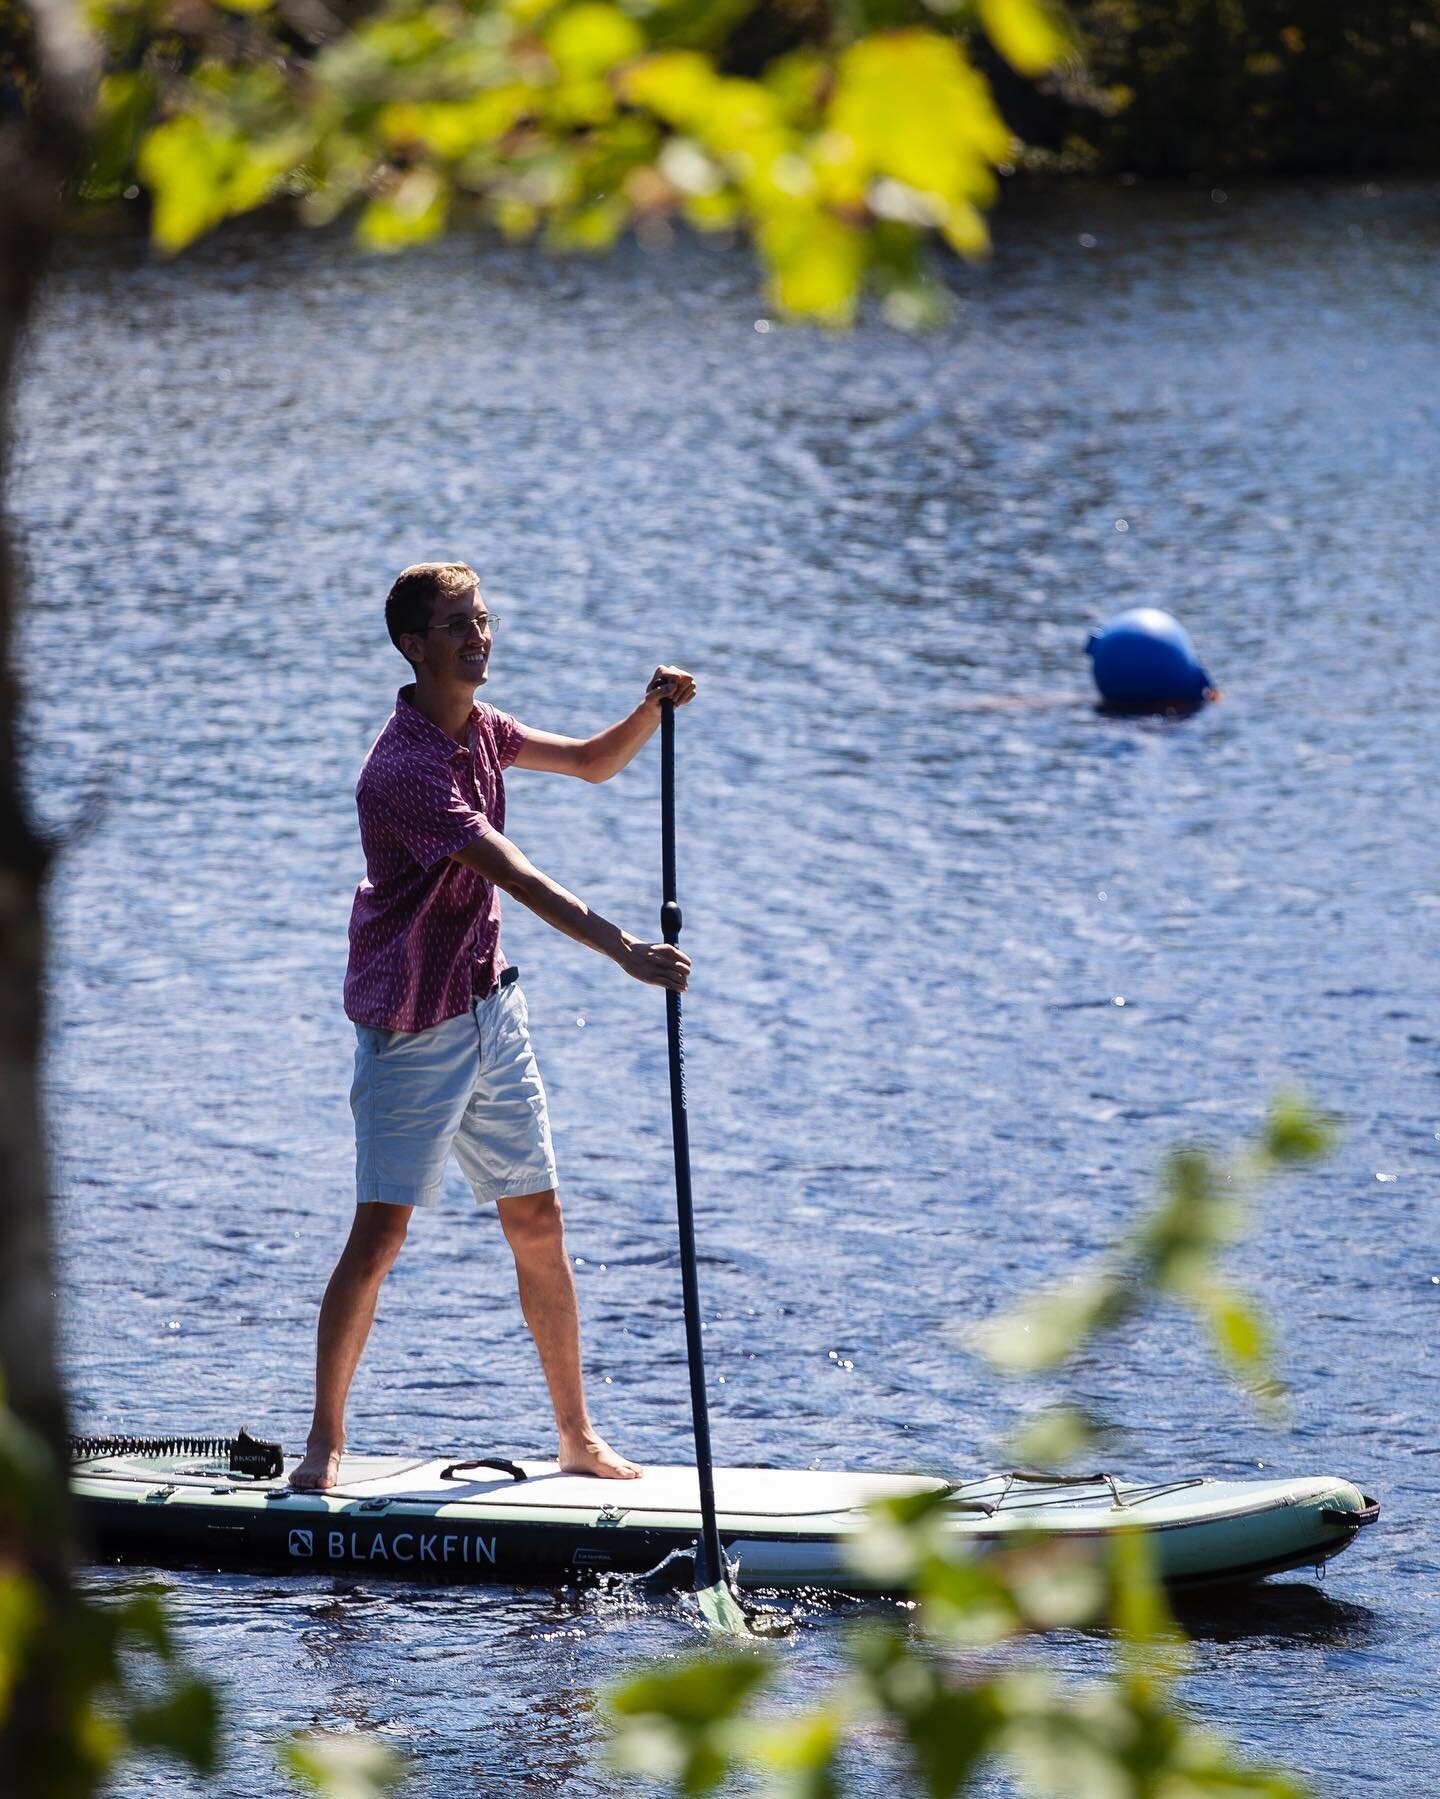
[{"xmin": 15, "ymin": 176, "xmax": 1440, "ymax": 1794}]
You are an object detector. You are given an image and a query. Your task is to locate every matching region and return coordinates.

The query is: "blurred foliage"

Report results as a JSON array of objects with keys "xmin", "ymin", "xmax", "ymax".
[
  {"xmin": 995, "ymin": 0, "xmax": 1440, "ymax": 175},
  {"xmin": 606, "ymin": 1096, "xmax": 1332, "ymax": 1798},
  {"xmin": 3, "ymin": 0, "xmax": 1436, "ymax": 335},
  {"xmin": 0, "ymin": 1387, "xmax": 220, "ymax": 1796},
  {"xmin": 0, "ymin": 1385, "xmax": 409, "ymax": 1797},
  {"xmin": 3, "ymin": 0, "xmax": 1428, "ymax": 339},
  {"xmin": 976, "ymin": 1089, "xmax": 1332, "ymax": 1409},
  {"xmin": 13, "ymin": 0, "xmax": 1079, "ymax": 323},
  {"xmin": 278, "ymin": 1731, "xmax": 409, "ymax": 1796}
]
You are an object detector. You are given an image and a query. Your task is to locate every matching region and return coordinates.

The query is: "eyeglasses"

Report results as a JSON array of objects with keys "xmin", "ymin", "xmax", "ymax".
[{"xmin": 423, "ymin": 610, "xmax": 501, "ymax": 641}]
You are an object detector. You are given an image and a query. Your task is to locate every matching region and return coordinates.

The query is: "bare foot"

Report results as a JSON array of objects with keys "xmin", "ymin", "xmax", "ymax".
[
  {"xmin": 558, "ymin": 1432, "xmax": 641, "ymax": 1480},
  {"xmin": 290, "ymin": 1443, "xmax": 344, "ymax": 1491}
]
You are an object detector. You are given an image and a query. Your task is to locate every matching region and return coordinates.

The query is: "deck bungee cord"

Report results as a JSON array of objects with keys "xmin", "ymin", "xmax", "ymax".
[
  {"xmin": 68, "ymin": 1428, "xmax": 284, "ymax": 1479},
  {"xmin": 946, "ymin": 1472, "xmax": 1207, "ymax": 1516}
]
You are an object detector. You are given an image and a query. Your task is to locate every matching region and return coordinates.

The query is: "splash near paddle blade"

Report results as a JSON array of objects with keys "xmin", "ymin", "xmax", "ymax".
[{"xmin": 697, "ymin": 1578, "xmax": 756, "ymax": 1638}]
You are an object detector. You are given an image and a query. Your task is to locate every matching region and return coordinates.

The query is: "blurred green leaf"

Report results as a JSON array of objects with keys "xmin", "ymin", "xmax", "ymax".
[
  {"xmin": 545, "ymin": 194, "xmax": 630, "ymax": 250},
  {"xmin": 95, "ymin": 0, "xmax": 1053, "ymax": 328},
  {"xmin": 137, "ymin": 113, "xmax": 297, "ymax": 251},
  {"xmin": 917, "ymin": 1552, "xmax": 1024, "ymax": 1645},
  {"xmin": 621, "ymin": 50, "xmax": 720, "ymax": 129},
  {"xmin": 1196, "ymin": 1278, "xmax": 1272, "ymax": 1374},
  {"xmin": 1166, "ymin": 1142, "xmax": 1215, "ymax": 1208},
  {"xmin": 379, "ymin": 88, "xmax": 534, "ymax": 158},
  {"xmin": 87, "ymin": 71, "xmax": 159, "ymax": 193},
  {"xmin": 879, "ymin": 274, "xmax": 952, "ymax": 332},
  {"xmin": 974, "ymin": 1272, "xmax": 1123, "ymax": 1374},
  {"xmin": 0, "ymin": 1403, "xmax": 62, "ymax": 1532},
  {"xmin": 976, "ymin": 0, "xmax": 1073, "ymax": 76},
  {"xmin": 137, "ymin": 116, "xmax": 235, "ymax": 250},
  {"xmin": 852, "ymin": 1628, "xmax": 1006, "ymax": 1796},
  {"xmin": 58, "ymin": 1589, "xmax": 126, "ymax": 1701},
  {"xmin": 846, "ymin": 1484, "xmax": 956, "ymax": 1589},
  {"xmin": 748, "ymin": 1702, "xmax": 848, "ymax": 1798},
  {"xmin": 545, "ymin": 2, "xmax": 645, "ymax": 79},
  {"xmin": 828, "ymin": 31, "xmax": 1010, "ymax": 207},
  {"xmin": 1006, "ymin": 1539, "xmax": 1107, "ymax": 1631},
  {"xmin": 0, "ymin": 1575, "xmax": 42, "ymax": 1721},
  {"xmin": 761, "ymin": 49, "xmax": 827, "ymax": 122},
  {"xmin": 978, "ymin": 1100, "xmax": 1331, "ymax": 1405},
  {"xmin": 757, "ymin": 207, "xmax": 865, "ymax": 325},
  {"xmin": 127, "ymin": 1679, "xmax": 221, "ymax": 1773},
  {"xmin": 1262, "ymin": 1092, "xmax": 1334, "ymax": 1167},
  {"xmin": 278, "ymin": 1733, "xmax": 408, "ymax": 1798},
  {"xmin": 487, "ymin": 194, "xmax": 541, "ymax": 238},
  {"xmin": 73, "ymin": 1701, "xmax": 128, "ymax": 1783},
  {"xmin": 607, "ymin": 1650, "xmax": 773, "ymax": 1794},
  {"xmin": 113, "ymin": 1590, "xmax": 176, "ymax": 1660},
  {"xmin": 1109, "ymin": 1527, "xmax": 1188, "ymax": 1699},
  {"xmin": 356, "ymin": 172, "xmax": 451, "ymax": 250},
  {"xmin": 1009, "ymin": 1404, "xmax": 1099, "ymax": 1470}
]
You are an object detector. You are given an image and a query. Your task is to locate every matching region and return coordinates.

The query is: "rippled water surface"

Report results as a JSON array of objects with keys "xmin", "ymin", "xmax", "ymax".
[{"xmin": 15, "ymin": 179, "xmax": 1440, "ymax": 1794}]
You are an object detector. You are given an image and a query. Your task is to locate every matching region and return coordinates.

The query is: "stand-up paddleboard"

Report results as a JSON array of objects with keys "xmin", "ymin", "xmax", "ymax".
[{"xmin": 69, "ymin": 1434, "xmax": 1377, "ymax": 1593}]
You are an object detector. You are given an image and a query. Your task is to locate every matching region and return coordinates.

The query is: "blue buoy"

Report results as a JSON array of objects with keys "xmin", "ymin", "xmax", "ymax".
[{"xmin": 1085, "ymin": 608, "xmax": 1214, "ymax": 712}]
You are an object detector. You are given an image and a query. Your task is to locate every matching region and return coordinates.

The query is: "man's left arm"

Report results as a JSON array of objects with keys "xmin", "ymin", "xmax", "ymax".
[{"xmin": 512, "ymin": 665, "xmax": 697, "ymax": 783}]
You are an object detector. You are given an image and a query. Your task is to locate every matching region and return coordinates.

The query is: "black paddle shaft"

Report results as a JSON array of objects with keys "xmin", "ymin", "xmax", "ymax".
[{"xmin": 660, "ymin": 699, "xmax": 725, "ymax": 1592}]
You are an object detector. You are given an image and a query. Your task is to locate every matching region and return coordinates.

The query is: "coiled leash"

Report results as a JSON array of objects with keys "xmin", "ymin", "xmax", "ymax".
[{"xmin": 68, "ymin": 1426, "xmax": 285, "ymax": 1479}]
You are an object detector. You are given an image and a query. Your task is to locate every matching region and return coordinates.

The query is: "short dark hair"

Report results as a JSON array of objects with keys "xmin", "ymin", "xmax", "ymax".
[{"xmin": 385, "ymin": 563, "xmax": 480, "ymax": 664}]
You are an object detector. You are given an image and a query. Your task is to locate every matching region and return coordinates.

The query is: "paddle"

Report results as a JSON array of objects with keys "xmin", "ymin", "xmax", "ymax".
[{"xmin": 659, "ymin": 696, "xmax": 753, "ymax": 1636}]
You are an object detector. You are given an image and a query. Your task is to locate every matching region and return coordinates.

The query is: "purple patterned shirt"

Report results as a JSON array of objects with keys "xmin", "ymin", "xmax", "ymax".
[{"xmin": 344, "ymin": 687, "xmax": 527, "ymax": 1032}]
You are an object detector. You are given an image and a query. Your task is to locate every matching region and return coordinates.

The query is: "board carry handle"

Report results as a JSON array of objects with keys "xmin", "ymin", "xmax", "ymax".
[
  {"xmin": 439, "ymin": 1459, "xmax": 529, "ymax": 1482},
  {"xmin": 1320, "ymin": 1496, "xmax": 1379, "ymax": 1528},
  {"xmin": 1007, "ymin": 1469, "xmax": 1113, "ymax": 1484}
]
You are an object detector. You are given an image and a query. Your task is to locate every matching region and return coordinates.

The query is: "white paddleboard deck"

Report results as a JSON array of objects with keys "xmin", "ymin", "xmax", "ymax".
[
  {"xmin": 71, "ymin": 1447, "xmax": 1378, "ymax": 1592},
  {"xmin": 303, "ymin": 1457, "xmax": 950, "ymax": 1515}
]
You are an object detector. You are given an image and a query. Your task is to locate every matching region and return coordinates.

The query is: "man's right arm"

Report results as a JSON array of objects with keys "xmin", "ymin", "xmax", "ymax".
[{"xmin": 452, "ymin": 831, "xmax": 689, "ymax": 991}]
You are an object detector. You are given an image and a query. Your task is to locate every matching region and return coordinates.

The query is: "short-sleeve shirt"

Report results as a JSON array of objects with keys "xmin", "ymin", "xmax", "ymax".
[{"xmin": 344, "ymin": 687, "xmax": 527, "ymax": 1032}]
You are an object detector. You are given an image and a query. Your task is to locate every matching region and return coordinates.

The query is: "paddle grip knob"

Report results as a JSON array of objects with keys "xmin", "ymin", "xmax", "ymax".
[{"xmin": 661, "ymin": 899, "xmax": 683, "ymax": 943}]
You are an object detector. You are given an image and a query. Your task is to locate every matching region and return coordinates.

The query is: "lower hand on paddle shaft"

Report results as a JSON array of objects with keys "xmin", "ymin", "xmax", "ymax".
[
  {"xmin": 450, "ymin": 832, "xmax": 691, "ymax": 992},
  {"xmin": 448, "ymin": 663, "xmax": 695, "ymax": 989},
  {"xmin": 623, "ymin": 669, "xmax": 695, "ymax": 985}
]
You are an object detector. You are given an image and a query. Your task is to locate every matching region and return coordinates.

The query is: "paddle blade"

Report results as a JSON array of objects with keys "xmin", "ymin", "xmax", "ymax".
[{"xmin": 696, "ymin": 1578, "xmax": 757, "ymax": 1638}]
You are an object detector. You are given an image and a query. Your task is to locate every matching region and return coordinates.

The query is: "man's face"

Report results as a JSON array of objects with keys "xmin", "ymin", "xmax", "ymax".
[{"xmin": 405, "ymin": 588, "xmax": 494, "ymax": 689}]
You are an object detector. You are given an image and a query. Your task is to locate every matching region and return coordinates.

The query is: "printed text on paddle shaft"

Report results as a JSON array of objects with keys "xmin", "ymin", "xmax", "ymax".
[{"xmin": 662, "ymin": 897, "xmax": 686, "ymax": 1105}]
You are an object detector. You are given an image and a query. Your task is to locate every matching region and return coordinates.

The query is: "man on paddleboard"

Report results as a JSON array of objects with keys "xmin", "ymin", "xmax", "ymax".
[{"xmin": 292, "ymin": 562, "xmax": 694, "ymax": 1491}]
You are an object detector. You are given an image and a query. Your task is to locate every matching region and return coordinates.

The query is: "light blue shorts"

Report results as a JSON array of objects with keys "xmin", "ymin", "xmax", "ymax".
[{"xmin": 351, "ymin": 976, "xmax": 557, "ymax": 1208}]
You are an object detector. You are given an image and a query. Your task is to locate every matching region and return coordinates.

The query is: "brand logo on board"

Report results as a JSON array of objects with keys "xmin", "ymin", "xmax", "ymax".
[{"xmin": 282, "ymin": 1526, "xmax": 498, "ymax": 1567}]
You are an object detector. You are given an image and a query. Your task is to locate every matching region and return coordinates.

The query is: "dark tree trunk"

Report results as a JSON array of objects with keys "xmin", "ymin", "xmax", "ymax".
[{"xmin": 0, "ymin": 2, "xmax": 92, "ymax": 1787}]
